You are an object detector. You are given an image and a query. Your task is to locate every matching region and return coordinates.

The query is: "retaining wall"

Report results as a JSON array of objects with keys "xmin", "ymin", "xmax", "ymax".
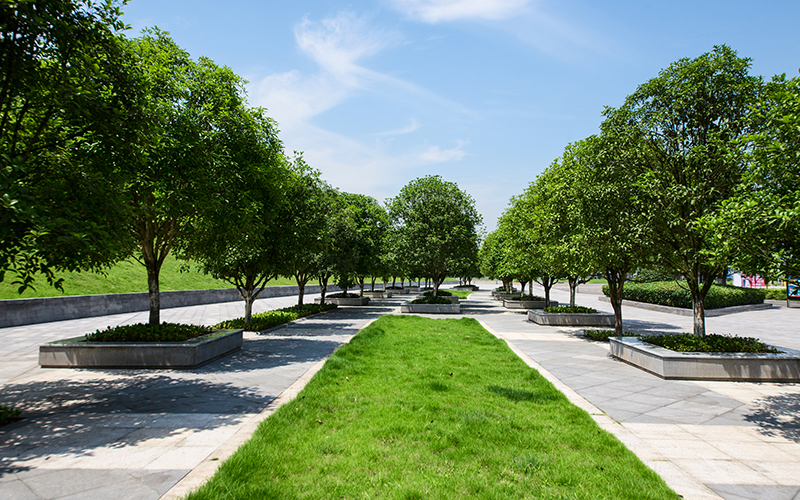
[{"xmin": 0, "ymin": 284, "xmax": 341, "ymax": 327}]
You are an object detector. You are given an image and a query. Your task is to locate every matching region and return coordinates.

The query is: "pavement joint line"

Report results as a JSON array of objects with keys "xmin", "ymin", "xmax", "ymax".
[
  {"xmin": 161, "ymin": 317, "xmax": 379, "ymax": 499},
  {"xmin": 477, "ymin": 319, "xmax": 721, "ymax": 499}
]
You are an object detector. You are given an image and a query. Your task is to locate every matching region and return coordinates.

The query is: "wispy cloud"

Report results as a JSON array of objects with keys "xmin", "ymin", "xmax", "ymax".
[
  {"xmin": 370, "ymin": 119, "xmax": 422, "ymax": 137},
  {"xmin": 391, "ymin": 0, "xmax": 531, "ymax": 23},
  {"xmin": 247, "ymin": 11, "xmax": 468, "ymax": 194},
  {"xmin": 417, "ymin": 140, "xmax": 467, "ymax": 163}
]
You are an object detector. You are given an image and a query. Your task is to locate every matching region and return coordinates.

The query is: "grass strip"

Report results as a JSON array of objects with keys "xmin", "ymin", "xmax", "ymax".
[
  {"xmin": 446, "ymin": 289, "xmax": 473, "ymax": 299},
  {"xmin": 215, "ymin": 303, "xmax": 338, "ymax": 332},
  {"xmin": 188, "ymin": 315, "xmax": 677, "ymax": 500}
]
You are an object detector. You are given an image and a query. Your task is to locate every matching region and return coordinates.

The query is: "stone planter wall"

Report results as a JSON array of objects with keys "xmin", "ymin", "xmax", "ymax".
[
  {"xmin": 39, "ymin": 329, "xmax": 243, "ymax": 369},
  {"xmin": 362, "ymin": 291, "xmax": 392, "ymax": 299},
  {"xmin": 503, "ymin": 300, "xmax": 558, "ymax": 310},
  {"xmin": 400, "ymin": 303, "xmax": 461, "ymax": 314},
  {"xmin": 610, "ymin": 337, "xmax": 800, "ymax": 381},
  {"xmin": 527, "ymin": 310, "xmax": 615, "ymax": 326},
  {"xmin": 314, "ymin": 297, "xmax": 370, "ymax": 306}
]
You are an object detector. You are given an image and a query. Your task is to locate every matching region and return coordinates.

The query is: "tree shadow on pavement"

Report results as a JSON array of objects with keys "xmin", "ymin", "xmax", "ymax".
[{"xmin": 744, "ymin": 392, "xmax": 800, "ymax": 443}]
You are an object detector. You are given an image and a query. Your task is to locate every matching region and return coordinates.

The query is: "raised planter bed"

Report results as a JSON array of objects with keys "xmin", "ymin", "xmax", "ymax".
[
  {"xmin": 385, "ymin": 287, "xmax": 411, "ymax": 294},
  {"xmin": 503, "ymin": 300, "xmax": 558, "ymax": 310},
  {"xmin": 400, "ymin": 302, "xmax": 461, "ymax": 314},
  {"xmin": 362, "ymin": 291, "xmax": 392, "ymax": 299},
  {"xmin": 597, "ymin": 296, "xmax": 773, "ymax": 317},
  {"xmin": 408, "ymin": 287, "xmax": 422, "ymax": 293},
  {"xmin": 453, "ymin": 285, "xmax": 479, "ymax": 291},
  {"xmin": 314, "ymin": 297, "xmax": 370, "ymax": 306},
  {"xmin": 610, "ymin": 336, "xmax": 800, "ymax": 381},
  {"xmin": 527, "ymin": 310, "xmax": 615, "ymax": 326},
  {"xmin": 494, "ymin": 293, "xmax": 523, "ymax": 301},
  {"xmin": 39, "ymin": 329, "xmax": 244, "ymax": 369}
]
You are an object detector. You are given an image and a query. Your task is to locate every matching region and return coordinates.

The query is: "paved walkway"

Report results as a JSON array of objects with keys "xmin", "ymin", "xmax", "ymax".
[
  {"xmin": 0, "ymin": 293, "xmax": 392, "ymax": 499},
  {"xmin": 1, "ymin": 283, "xmax": 799, "ymax": 499}
]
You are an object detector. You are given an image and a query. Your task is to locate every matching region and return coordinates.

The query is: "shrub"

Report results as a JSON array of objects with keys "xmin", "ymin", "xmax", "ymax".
[
  {"xmin": 584, "ymin": 330, "xmax": 638, "ymax": 341},
  {"xmin": 764, "ymin": 288, "xmax": 786, "ymax": 300},
  {"xmin": 544, "ymin": 306, "xmax": 597, "ymax": 314},
  {"xmin": 1, "ymin": 405, "xmax": 22, "ymax": 426},
  {"xmin": 644, "ymin": 333, "xmax": 781, "ymax": 353},
  {"xmin": 86, "ymin": 322, "xmax": 213, "ymax": 343},
  {"xmin": 328, "ymin": 292, "xmax": 361, "ymax": 299},
  {"xmin": 631, "ymin": 268, "xmax": 676, "ymax": 283},
  {"xmin": 601, "ymin": 281, "xmax": 765, "ymax": 309},
  {"xmin": 410, "ymin": 296, "xmax": 452, "ymax": 305},
  {"xmin": 506, "ymin": 295, "xmax": 546, "ymax": 301},
  {"xmin": 216, "ymin": 303, "xmax": 338, "ymax": 332},
  {"xmin": 422, "ymin": 290, "xmax": 452, "ymax": 296}
]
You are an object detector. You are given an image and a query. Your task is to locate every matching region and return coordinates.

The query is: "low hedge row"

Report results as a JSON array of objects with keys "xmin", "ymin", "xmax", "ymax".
[
  {"xmin": 644, "ymin": 333, "xmax": 781, "ymax": 353},
  {"xmin": 86, "ymin": 322, "xmax": 213, "ymax": 343},
  {"xmin": 544, "ymin": 305, "xmax": 597, "ymax": 314},
  {"xmin": 602, "ymin": 281, "xmax": 765, "ymax": 309},
  {"xmin": 411, "ymin": 296, "xmax": 452, "ymax": 305},
  {"xmin": 216, "ymin": 303, "xmax": 338, "ymax": 332}
]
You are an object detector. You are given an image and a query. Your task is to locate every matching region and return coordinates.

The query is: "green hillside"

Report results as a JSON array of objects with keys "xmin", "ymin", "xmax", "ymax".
[{"xmin": 0, "ymin": 255, "xmax": 296, "ymax": 300}]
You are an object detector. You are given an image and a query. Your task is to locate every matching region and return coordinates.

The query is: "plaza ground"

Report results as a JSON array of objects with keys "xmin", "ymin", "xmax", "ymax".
[{"xmin": 1, "ymin": 282, "xmax": 799, "ymax": 499}]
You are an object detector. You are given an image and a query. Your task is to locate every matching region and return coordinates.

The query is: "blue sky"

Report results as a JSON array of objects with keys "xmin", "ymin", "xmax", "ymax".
[{"xmin": 121, "ymin": 0, "xmax": 800, "ymax": 231}]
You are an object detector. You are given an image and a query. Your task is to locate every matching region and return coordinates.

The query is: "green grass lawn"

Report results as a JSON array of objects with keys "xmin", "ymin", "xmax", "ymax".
[
  {"xmin": 188, "ymin": 315, "xmax": 677, "ymax": 500},
  {"xmin": 0, "ymin": 254, "xmax": 297, "ymax": 300},
  {"xmin": 446, "ymin": 289, "xmax": 473, "ymax": 299}
]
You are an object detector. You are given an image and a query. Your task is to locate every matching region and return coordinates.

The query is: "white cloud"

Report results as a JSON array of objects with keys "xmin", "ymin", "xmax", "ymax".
[
  {"xmin": 246, "ymin": 12, "xmax": 468, "ymax": 195},
  {"xmin": 370, "ymin": 119, "xmax": 421, "ymax": 137},
  {"xmin": 416, "ymin": 141, "xmax": 467, "ymax": 163},
  {"xmin": 391, "ymin": 0, "xmax": 531, "ymax": 23}
]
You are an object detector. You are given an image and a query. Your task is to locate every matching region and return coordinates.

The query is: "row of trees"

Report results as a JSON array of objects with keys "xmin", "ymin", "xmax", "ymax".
[
  {"xmin": 1, "ymin": 1, "xmax": 483, "ymax": 325},
  {"xmin": 482, "ymin": 45, "xmax": 798, "ymax": 336}
]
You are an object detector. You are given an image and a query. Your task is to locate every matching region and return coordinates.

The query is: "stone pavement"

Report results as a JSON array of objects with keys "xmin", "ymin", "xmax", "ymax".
[
  {"xmin": 466, "ymin": 281, "xmax": 800, "ymax": 500},
  {"xmin": 2, "ymin": 283, "xmax": 800, "ymax": 499},
  {"xmin": 0, "ymin": 292, "xmax": 396, "ymax": 499}
]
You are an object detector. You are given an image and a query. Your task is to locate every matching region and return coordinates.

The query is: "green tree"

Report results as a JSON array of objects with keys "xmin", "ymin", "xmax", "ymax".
[
  {"xmin": 177, "ymin": 108, "xmax": 285, "ymax": 324},
  {"xmin": 279, "ymin": 155, "xmax": 333, "ymax": 307},
  {"xmin": 388, "ymin": 175, "xmax": 482, "ymax": 297},
  {"xmin": 704, "ymin": 74, "xmax": 800, "ymax": 287},
  {"xmin": 567, "ymin": 135, "xmax": 653, "ymax": 335},
  {"xmin": 125, "ymin": 29, "xmax": 249, "ymax": 324},
  {"xmin": 0, "ymin": 0, "xmax": 137, "ymax": 291},
  {"xmin": 339, "ymin": 192, "xmax": 388, "ymax": 296},
  {"xmin": 607, "ymin": 45, "xmax": 762, "ymax": 336}
]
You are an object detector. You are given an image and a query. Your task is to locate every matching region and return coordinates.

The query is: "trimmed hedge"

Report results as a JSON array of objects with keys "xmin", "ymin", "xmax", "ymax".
[
  {"xmin": 411, "ymin": 296, "xmax": 452, "ymax": 305},
  {"xmin": 86, "ymin": 322, "xmax": 213, "ymax": 343},
  {"xmin": 506, "ymin": 295, "xmax": 546, "ymax": 301},
  {"xmin": 216, "ymin": 303, "xmax": 337, "ymax": 332},
  {"xmin": 584, "ymin": 330, "xmax": 638, "ymax": 342},
  {"xmin": 644, "ymin": 333, "xmax": 781, "ymax": 354},
  {"xmin": 544, "ymin": 305, "xmax": 598, "ymax": 314},
  {"xmin": 602, "ymin": 281, "xmax": 765, "ymax": 309},
  {"xmin": 422, "ymin": 290, "xmax": 453, "ymax": 296}
]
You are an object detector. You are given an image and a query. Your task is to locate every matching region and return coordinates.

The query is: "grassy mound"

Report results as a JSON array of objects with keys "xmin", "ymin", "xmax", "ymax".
[
  {"xmin": 216, "ymin": 303, "xmax": 337, "ymax": 332},
  {"xmin": 187, "ymin": 315, "xmax": 677, "ymax": 500},
  {"xmin": 602, "ymin": 281, "xmax": 765, "ymax": 309}
]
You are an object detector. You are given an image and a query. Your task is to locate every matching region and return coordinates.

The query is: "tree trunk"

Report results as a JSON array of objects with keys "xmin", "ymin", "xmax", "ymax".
[
  {"xmin": 519, "ymin": 280, "xmax": 527, "ymax": 298},
  {"xmin": 568, "ymin": 277, "xmax": 577, "ymax": 307},
  {"xmin": 691, "ymin": 289, "xmax": 706, "ymax": 336},
  {"xmin": 358, "ymin": 277, "xmax": 365, "ymax": 297},
  {"xmin": 243, "ymin": 290, "xmax": 254, "ymax": 324},
  {"xmin": 393, "ymin": 277, "xmax": 397, "ymax": 288},
  {"xmin": 298, "ymin": 281, "xmax": 306, "ymax": 307},
  {"xmin": 146, "ymin": 261, "xmax": 160, "ymax": 325},
  {"xmin": 528, "ymin": 281, "xmax": 533, "ymax": 296},
  {"xmin": 371, "ymin": 277, "xmax": 376, "ymax": 291},
  {"xmin": 604, "ymin": 269, "xmax": 625, "ymax": 336},
  {"xmin": 319, "ymin": 275, "xmax": 329, "ymax": 304}
]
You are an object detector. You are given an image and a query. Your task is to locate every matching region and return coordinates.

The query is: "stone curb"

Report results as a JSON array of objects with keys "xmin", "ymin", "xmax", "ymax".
[
  {"xmin": 477, "ymin": 320, "xmax": 717, "ymax": 499},
  {"xmin": 160, "ymin": 318, "xmax": 377, "ymax": 499}
]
